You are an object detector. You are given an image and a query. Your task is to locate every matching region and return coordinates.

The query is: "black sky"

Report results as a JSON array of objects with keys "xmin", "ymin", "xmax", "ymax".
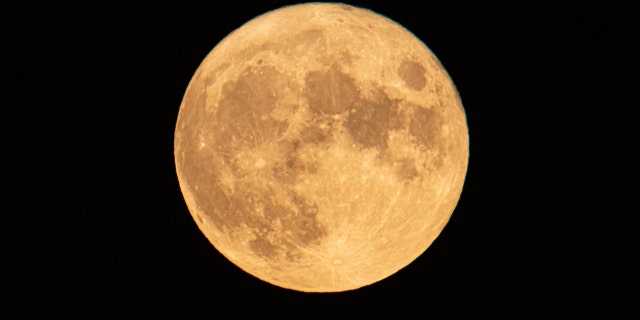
[{"xmin": 13, "ymin": 1, "xmax": 632, "ymax": 317}]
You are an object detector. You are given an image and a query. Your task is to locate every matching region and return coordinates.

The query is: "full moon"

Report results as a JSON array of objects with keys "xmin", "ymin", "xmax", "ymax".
[{"xmin": 174, "ymin": 3, "xmax": 468, "ymax": 292}]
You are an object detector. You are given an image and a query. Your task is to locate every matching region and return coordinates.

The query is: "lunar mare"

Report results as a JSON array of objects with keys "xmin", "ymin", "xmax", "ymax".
[{"xmin": 174, "ymin": 3, "xmax": 468, "ymax": 292}]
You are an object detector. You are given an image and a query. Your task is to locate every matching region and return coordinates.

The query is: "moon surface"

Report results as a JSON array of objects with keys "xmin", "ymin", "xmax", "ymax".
[{"xmin": 174, "ymin": 3, "xmax": 468, "ymax": 292}]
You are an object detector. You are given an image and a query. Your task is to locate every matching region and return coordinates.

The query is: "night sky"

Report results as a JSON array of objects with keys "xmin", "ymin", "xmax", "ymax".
[{"xmin": 14, "ymin": 1, "xmax": 631, "ymax": 317}]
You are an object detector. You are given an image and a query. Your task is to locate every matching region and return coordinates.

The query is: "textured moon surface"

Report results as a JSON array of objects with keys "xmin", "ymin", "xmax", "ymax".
[{"xmin": 174, "ymin": 3, "xmax": 468, "ymax": 292}]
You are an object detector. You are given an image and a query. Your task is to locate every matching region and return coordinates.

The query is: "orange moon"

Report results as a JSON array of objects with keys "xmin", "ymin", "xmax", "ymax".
[{"xmin": 174, "ymin": 3, "xmax": 468, "ymax": 292}]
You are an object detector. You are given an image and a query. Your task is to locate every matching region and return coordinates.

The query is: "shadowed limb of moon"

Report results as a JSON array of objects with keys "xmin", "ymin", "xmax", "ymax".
[{"xmin": 174, "ymin": 3, "xmax": 468, "ymax": 292}]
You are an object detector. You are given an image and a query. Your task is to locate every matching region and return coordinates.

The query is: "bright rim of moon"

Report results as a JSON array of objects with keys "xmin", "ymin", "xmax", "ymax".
[{"xmin": 174, "ymin": 3, "xmax": 468, "ymax": 292}]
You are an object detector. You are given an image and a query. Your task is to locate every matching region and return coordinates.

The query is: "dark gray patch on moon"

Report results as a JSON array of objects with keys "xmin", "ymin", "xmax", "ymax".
[
  {"xmin": 247, "ymin": 191, "xmax": 326, "ymax": 258},
  {"xmin": 191, "ymin": 179, "xmax": 326, "ymax": 259},
  {"xmin": 286, "ymin": 150, "xmax": 319, "ymax": 175},
  {"xmin": 345, "ymin": 87, "xmax": 402, "ymax": 150},
  {"xmin": 270, "ymin": 139, "xmax": 323, "ymax": 189},
  {"xmin": 249, "ymin": 236, "xmax": 279, "ymax": 258},
  {"xmin": 398, "ymin": 60, "xmax": 426, "ymax": 91},
  {"xmin": 299, "ymin": 125, "xmax": 329, "ymax": 145},
  {"xmin": 213, "ymin": 65, "xmax": 290, "ymax": 166},
  {"xmin": 285, "ymin": 195, "xmax": 326, "ymax": 246},
  {"xmin": 393, "ymin": 158, "xmax": 419, "ymax": 181},
  {"xmin": 408, "ymin": 104, "xmax": 442, "ymax": 149},
  {"xmin": 305, "ymin": 66, "xmax": 358, "ymax": 115},
  {"xmin": 295, "ymin": 28, "xmax": 324, "ymax": 43},
  {"xmin": 406, "ymin": 104, "xmax": 447, "ymax": 172}
]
